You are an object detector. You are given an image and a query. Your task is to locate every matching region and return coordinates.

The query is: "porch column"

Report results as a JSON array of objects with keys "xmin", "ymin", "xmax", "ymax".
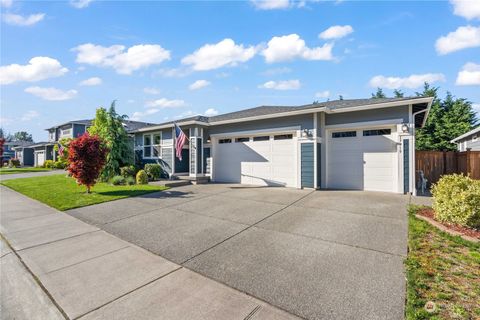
[{"xmin": 189, "ymin": 127, "xmax": 203, "ymax": 177}]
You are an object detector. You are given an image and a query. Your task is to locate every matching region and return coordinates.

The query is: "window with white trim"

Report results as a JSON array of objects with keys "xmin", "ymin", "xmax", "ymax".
[
  {"xmin": 61, "ymin": 128, "xmax": 72, "ymax": 137},
  {"xmin": 143, "ymin": 132, "xmax": 162, "ymax": 158}
]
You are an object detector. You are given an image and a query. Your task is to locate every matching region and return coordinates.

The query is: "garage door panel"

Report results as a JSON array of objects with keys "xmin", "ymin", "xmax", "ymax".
[{"xmin": 328, "ymin": 128, "xmax": 397, "ymax": 193}]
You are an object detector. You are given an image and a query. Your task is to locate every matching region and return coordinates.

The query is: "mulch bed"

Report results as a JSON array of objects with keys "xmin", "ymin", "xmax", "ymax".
[{"xmin": 417, "ymin": 207, "xmax": 480, "ymax": 241}]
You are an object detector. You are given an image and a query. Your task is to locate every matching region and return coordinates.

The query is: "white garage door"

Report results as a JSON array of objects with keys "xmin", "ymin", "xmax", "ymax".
[
  {"xmin": 36, "ymin": 151, "xmax": 45, "ymax": 167},
  {"xmin": 327, "ymin": 127, "xmax": 398, "ymax": 192},
  {"xmin": 214, "ymin": 134, "xmax": 296, "ymax": 187}
]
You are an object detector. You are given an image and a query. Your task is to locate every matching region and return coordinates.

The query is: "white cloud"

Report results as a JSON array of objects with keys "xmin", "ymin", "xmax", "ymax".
[
  {"xmin": 369, "ymin": 73, "xmax": 446, "ymax": 89},
  {"xmin": 262, "ymin": 34, "xmax": 334, "ymax": 63},
  {"xmin": 25, "ymin": 87, "xmax": 78, "ymax": 101},
  {"xmin": 21, "ymin": 110, "xmax": 39, "ymax": 121},
  {"xmin": 204, "ymin": 108, "xmax": 219, "ymax": 116},
  {"xmin": 145, "ymin": 98, "xmax": 186, "ymax": 108},
  {"xmin": 319, "ymin": 25, "xmax": 354, "ymax": 40},
  {"xmin": 451, "ymin": 0, "xmax": 480, "ymax": 20},
  {"xmin": 251, "ymin": 0, "xmax": 291, "ymax": 10},
  {"xmin": 0, "ymin": 0, "xmax": 13, "ymax": 8},
  {"xmin": 143, "ymin": 87, "xmax": 160, "ymax": 95},
  {"xmin": 182, "ymin": 39, "xmax": 256, "ymax": 71},
  {"xmin": 435, "ymin": 25, "xmax": 480, "ymax": 55},
  {"xmin": 0, "ymin": 57, "xmax": 68, "ymax": 85},
  {"xmin": 79, "ymin": 77, "xmax": 102, "ymax": 86},
  {"xmin": 456, "ymin": 62, "xmax": 480, "ymax": 85},
  {"xmin": 72, "ymin": 43, "xmax": 171, "ymax": 74},
  {"xmin": 315, "ymin": 90, "xmax": 330, "ymax": 98},
  {"xmin": 70, "ymin": 0, "xmax": 94, "ymax": 9},
  {"xmin": 189, "ymin": 80, "xmax": 211, "ymax": 90},
  {"xmin": 259, "ymin": 79, "xmax": 301, "ymax": 90},
  {"xmin": 2, "ymin": 13, "xmax": 45, "ymax": 26},
  {"xmin": 131, "ymin": 108, "xmax": 159, "ymax": 121}
]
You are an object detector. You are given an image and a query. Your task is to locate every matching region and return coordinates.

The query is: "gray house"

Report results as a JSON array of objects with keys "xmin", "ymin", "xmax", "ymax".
[
  {"xmin": 131, "ymin": 96, "xmax": 433, "ymax": 194},
  {"xmin": 15, "ymin": 119, "xmax": 153, "ymax": 167},
  {"xmin": 451, "ymin": 126, "xmax": 480, "ymax": 151}
]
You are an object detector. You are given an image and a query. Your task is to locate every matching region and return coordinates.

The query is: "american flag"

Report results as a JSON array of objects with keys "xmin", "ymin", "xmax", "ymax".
[
  {"xmin": 58, "ymin": 143, "xmax": 65, "ymax": 155},
  {"xmin": 174, "ymin": 123, "xmax": 187, "ymax": 161}
]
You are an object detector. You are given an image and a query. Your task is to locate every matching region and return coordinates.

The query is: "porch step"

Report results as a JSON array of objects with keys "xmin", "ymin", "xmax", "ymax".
[
  {"xmin": 150, "ymin": 180, "xmax": 191, "ymax": 188},
  {"xmin": 172, "ymin": 175, "xmax": 210, "ymax": 185}
]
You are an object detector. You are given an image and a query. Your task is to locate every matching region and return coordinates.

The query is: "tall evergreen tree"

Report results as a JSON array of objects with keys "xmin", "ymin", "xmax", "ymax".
[
  {"xmin": 13, "ymin": 131, "xmax": 33, "ymax": 142},
  {"xmin": 393, "ymin": 89, "xmax": 404, "ymax": 98},
  {"xmin": 371, "ymin": 88, "xmax": 386, "ymax": 99},
  {"xmin": 88, "ymin": 101, "xmax": 133, "ymax": 181}
]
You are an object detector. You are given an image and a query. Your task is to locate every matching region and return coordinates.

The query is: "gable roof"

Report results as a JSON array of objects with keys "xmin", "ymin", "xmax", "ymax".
[
  {"xmin": 45, "ymin": 119, "xmax": 154, "ymax": 132},
  {"xmin": 451, "ymin": 126, "xmax": 480, "ymax": 143},
  {"xmin": 132, "ymin": 96, "xmax": 433, "ymax": 132}
]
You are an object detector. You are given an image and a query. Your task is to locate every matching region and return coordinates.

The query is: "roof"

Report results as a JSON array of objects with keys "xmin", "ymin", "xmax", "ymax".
[
  {"xmin": 132, "ymin": 96, "xmax": 433, "ymax": 132},
  {"xmin": 4, "ymin": 141, "xmax": 33, "ymax": 147},
  {"xmin": 45, "ymin": 119, "xmax": 155, "ymax": 132},
  {"xmin": 451, "ymin": 126, "xmax": 480, "ymax": 143},
  {"xmin": 45, "ymin": 119, "xmax": 92, "ymax": 130}
]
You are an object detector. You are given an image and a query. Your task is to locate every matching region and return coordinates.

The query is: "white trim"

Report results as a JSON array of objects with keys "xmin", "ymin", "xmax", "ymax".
[
  {"xmin": 142, "ymin": 132, "xmax": 163, "ymax": 159},
  {"xmin": 325, "ymin": 118, "xmax": 404, "ymax": 130},
  {"xmin": 320, "ymin": 112, "xmax": 326, "ymax": 189},
  {"xmin": 210, "ymin": 126, "xmax": 300, "ymax": 138},
  {"xmin": 313, "ymin": 113, "xmax": 318, "ymax": 189},
  {"xmin": 451, "ymin": 126, "xmax": 480, "ymax": 143},
  {"xmin": 324, "ymin": 97, "xmax": 433, "ymax": 114}
]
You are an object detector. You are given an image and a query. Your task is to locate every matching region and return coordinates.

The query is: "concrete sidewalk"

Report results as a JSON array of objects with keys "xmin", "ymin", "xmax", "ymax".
[{"xmin": 0, "ymin": 186, "xmax": 298, "ymax": 320}]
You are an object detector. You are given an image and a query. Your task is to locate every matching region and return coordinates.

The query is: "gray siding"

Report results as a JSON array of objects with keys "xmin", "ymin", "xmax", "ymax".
[
  {"xmin": 206, "ymin": 114, "xmax": 313, "ymax": 137},
  {"xmin": 301, "ymin": 143, "xmax": 314, "ymax": 188},
  {"xmin": 325, "ymin": 105, "xmax": 409, "ymax": 126},
  {"xmin": 161, "ymin": 147, "xmax": 173, "ymax": 174}
]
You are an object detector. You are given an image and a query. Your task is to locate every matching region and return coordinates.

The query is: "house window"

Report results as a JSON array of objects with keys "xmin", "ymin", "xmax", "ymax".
[
  {"xmin": 143, "ymin": 133, "xmax": 162, "ymax": 158},
  {"xmin": 363, "ymin": 129, "xmax": 391, "ymax": 136},
  {"xmin": 61, "ymin": 128, "xmax": 72, "ymax": 137},
  {"xmin": 332, "ymin": 131, "xmax": 356, "ymax": 138},
  {"xmin": 253, "ymin": 136, "xmax": 270, "ymax": 141},
  {"xmin": 473, "ymin": 135, "xmax": 478, "ymax": 142},
  {"xmin": 219, "ymin": 139, "xmax": 232, "ymax": 144},
  {"xmin": 49, "ymin": 131, "xmax": 55, "ymax": 141},
  {"xmin": 274, "ymin": 134, "xmax": 293, "ymax": 140},
  {"xmin": 235, "ymin": 137, "xmax": 249, "ymax": 143}
]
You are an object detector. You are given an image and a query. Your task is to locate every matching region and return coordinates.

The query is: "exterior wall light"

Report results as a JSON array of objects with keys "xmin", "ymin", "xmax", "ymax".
[{"xmin": 401, "ymin": 124, "xmax": 409, "ymax": 133}]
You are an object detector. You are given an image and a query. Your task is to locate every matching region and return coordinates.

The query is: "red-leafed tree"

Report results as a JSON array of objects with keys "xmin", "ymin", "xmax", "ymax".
[{"xmin": 67, "ymin": 133, "xmax": 108, "ymax": 193}]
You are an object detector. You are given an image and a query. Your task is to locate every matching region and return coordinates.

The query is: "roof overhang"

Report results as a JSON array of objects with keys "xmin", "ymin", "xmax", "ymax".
[{"xmin": 451, "ymin": 126, "xmax": 480, "ymax": 143}]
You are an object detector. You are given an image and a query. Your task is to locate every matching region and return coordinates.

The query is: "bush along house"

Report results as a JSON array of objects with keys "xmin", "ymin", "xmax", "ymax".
[
  {"xmin": 14, "ymin": 119, "xmax": 154, "ymax": 167},
  {"xmin": 131, "ymin": 97, "xmax": 433, "ymax": 195}
]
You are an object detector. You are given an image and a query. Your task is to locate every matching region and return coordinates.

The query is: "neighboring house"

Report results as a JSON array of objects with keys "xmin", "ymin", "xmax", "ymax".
[
  {"xmin": 131, "ymin": 96, "xmax": 433, "ymax": 194},
  {"xmin": 2, "ymin": 141, "xmax": 32, "ymax": 164},
  {"xmin": 451, "ymin": 126, "xmax": 480, "ymax": 151},
  {"xmin": 12, "ymin": 142, "xmax": 36, "ymax": 166},
  {"xmin": 15, "ymin": 119, "xmax": 153, "ymax": 167}
]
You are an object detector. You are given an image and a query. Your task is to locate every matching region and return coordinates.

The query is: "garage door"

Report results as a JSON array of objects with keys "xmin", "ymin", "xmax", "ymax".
[
  {"xmin": 327, "ymin": 127, "xmax": 398, "ymax": 192},
  {"xmin": 36, "ymin": 151, "xmax": 45, "ymax": 167},
  {"xmin": 214, "ymin": 133, "xmax": 296, "ymax": 187}
]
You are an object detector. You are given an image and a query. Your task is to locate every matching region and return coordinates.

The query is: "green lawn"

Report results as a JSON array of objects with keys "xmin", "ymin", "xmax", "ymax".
[
  {"xmin": 1, "ymin": 174, "xmax": 168, "ymax": 211},
  {"xmin": 406, "ymin": 205, "xmax": 480, "ymax": 320},
  {"xmin": 0, "ymin": 167, "xmax": 52, "ymax": 175}
]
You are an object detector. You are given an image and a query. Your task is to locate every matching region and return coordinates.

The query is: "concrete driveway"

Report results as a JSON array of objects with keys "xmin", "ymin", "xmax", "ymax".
[{"xmin": 67, "ymin": 184, "xmax": 410, "ymax": 320}]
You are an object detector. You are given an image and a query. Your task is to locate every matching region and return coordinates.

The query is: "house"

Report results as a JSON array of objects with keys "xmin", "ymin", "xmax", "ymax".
[
  {"xmin": 14, "ymin": 119, "xmax": 154, "ymax": 167},
  {"xmin": 1, "ymin": 141, "xmax": 33, "ymax": 164},
  {"xmin": 131, "ymin": 96, "xmax": 433, "ymax": 194},
  {"xmin": 451, "ymin": 126, "xmax": 480, "ymax": 151}
]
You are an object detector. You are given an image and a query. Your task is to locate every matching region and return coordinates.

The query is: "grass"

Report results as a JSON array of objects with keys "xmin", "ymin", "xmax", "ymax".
[
  {"xmin": 0, "ymin": 167, "xmax": 52, "ymax": 175},
  {"xmin": 1, "ymin": 174, "xmax": 168, "ymax": 211},
  {"xmin": 406, "ymin": 205, "xmax": 480, "ymax": 320}
]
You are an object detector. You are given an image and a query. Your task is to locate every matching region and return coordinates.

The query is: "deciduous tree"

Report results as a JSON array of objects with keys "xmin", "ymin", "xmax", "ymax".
[{"xmin": 67, "ymin": 133, "xmax": 108, "ymax": 193}]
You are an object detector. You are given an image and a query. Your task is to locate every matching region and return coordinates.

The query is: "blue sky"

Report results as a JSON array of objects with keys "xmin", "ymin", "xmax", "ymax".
[{"xmin": 1, "ymin": 0, "xmax": 479, "ymax": 141}]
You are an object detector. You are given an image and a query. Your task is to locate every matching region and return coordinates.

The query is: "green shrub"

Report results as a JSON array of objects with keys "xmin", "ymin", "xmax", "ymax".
[
  {"xmin": 43, "ymin": 160, "xmax": 55, "ymax": 169},
  {"xmin": 111, "ymin": 175, "xmax": 126, "ymax": 186},
  {"xmin": 144, "ymin": 163, "xmax": 162, "ymax": 180},
  {"xmin": 136, "ymin": 170, "xmax": 148, "ymax": 185},
  {"xmin": 53, "ymin": 160, "xmax": 67, "ymax": 169},
  {"xmin": 120, "ymin": 165, "xmax": 136, "ymax": 178},
  {"xmin": 125, "ymin": 176, "xmax": 135, "ymax": 185},
  {"xmin": 8, "ymin": 158, "xmax": 21, "ymax": 168},
  {"xmin": 432, "ymin": 174, "xmax": 480, "ymax": 228}
]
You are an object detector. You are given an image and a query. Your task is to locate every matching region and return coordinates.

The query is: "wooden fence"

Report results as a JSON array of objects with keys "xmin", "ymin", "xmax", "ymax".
[{"xmin": 416, "ymin": 150, "xmax": 480, "ymax": 187}]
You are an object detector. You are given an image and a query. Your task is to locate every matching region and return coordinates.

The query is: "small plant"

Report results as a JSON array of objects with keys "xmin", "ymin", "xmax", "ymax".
[
  {"xmin": 120, "ymin": 165, "xmax": 136, "ymax": 178},
  {"xmin": 53, "ymin": 160, "xmax": 67, "ymax": 169},
  {"xmin": 125, "ymin": 176, "xmax": 135, "ymax": 185},
  {"xmin": 111, "ymin": 175, "xmax": 126, "ymax": 185},
  {"xmin": 43, "ymin": 160, "xmax": 55, "ymax": 169},
  {"xmin": 144, "ymin": 163, "xmax": 162, "ymax": 181},
  {"xmin": 432, "ymin": 174, "xmax": 480, "ymax": 228},
  {"xmin": 8, "ymin": 158, "xmax": 21, "ymax": 168},
  {"xmin": 136, "ymin": 170, "xmax": 148, "ymax": 185}
]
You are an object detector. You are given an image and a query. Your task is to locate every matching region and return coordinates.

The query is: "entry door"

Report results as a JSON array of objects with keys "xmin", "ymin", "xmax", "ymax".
[{"xmin": 327, "ymin": 127, "xmax": 397, "ymax": 192}]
